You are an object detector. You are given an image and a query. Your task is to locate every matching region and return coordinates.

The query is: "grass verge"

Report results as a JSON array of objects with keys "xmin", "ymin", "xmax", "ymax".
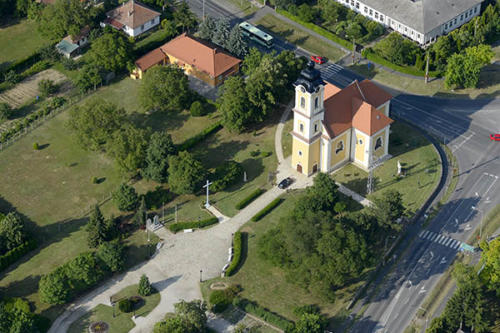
[
  {"xmin": 0, "ymin": 20, "xmax": 51, "ymax": 64},
  {"xmin": 256, "ymin": 14, "xmax": 346, "ymax": 62}
]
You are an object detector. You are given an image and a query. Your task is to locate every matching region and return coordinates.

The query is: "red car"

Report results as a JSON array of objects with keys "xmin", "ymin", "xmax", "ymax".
[
  {"xmin": 490, "ymin": 134, "xmax": 500, "ymax": 141},
  {"xmin": 310, "ymin": 55, "xmax": 327, "ymax": 64}
]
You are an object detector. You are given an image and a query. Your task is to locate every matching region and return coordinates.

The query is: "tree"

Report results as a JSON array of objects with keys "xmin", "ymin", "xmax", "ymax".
[
  {"xmin": 373, "ymin": 32, "xmax": 420, "ymax": 66},
  {"xmin": 444, "ymin": 53, "xmax": 480, "ymax": 89},
  {"xmin": 218, "ymin": 76, "xmax": 254, "ymax": 132},
  {"xmin": 0, "ymin": 102, "xmax": 12, "ymax": 122},
  {"xmin": 211, "ymin": 17, "xmax": 230, "ymax": 47},
  {"xmin": 107, "ymin": 124, "xmax": 151, "ymax": 172},
  {"xmin": 174, "ymin": 300, "xmax": 207, "ymax": 332},
  {"xmin": 139, "ymin": 65, "xmax": 190, "ymax": 112},
  {"xmin": 67, "ymin": 99, "xmax": 127, "ymax": 151},
  {"xmin": 74, "ymin": 64, "xmax": 102, "ymax": 92},
  {"xmin": 318, "ymin": 0, "xmax": 343, "ymax": 27},
  {"xmin": 112, "ymin": 183, "xmax": 139, "ymax": 212},
  {"xmin": 39, "ymin": 268, "xmax": 69, "ymax": 304},
  {"xmin": 465, "ymin": 44, "xmax": 494, "ymax": 65},
  {"xmin": 369, "ymin": 189, "xmax": 405, "ymax": 230},
  {"xmin": 297, "ymin": 3, "xmax": 315, "ymax": 23},
  {"xmin": 346, "ymin": 21, "xmax": 363, "ymax": 40},
  {"xmin": 37, "ymin": 0, "xmax": 89, "ymax": 40},
  {"xmin": 87, "ymin": 32, "xmax": 133, "ymax": 73},
  {"xmin": 226, "ymin": 25, "xmax": 248, "ymax": 58},
  {"xmin": 167, "ymin": 151, "xmax": 205, "ymax": 194},
  {"xmin": 197, "ymin": 15, "xmax": 215, "ymax": 40},
  {"xmin": 143, "ymin": 132, "xmax": 177, "ymax": 183},
  {"xmin": 38, "ymin": 79, "xmax": 58, "ymax": 97},
  {"xmin": 86, "ymin": 205, "xmax": 107, "ymax": 248},
  {"xmin": 242, "ymin": 47, "xmax": 263, "ymax": 76},
  {"xmin": 97, "ymin": 240, "xmax": 125, "ymax": 272},
  {"xmin": 0, "ymin": 212, "xmax": 27, "ymax": 254},
  {"xmin": 154, "ymin": 316, "xmax": 192, "ymax": 333},
  {"xmin": 480, "ymin": 238, "xmax": 500, "ymax": 296},
  {"xmin": 306, "ymin": 172, "xmax": 339, "ymax": 212},
  {"xmin": 138, "ymin": 274, "xmax": 153, "ymax": 296},
  {"xmin": 161, "ymin": 18, "xmax": 177, "ymax": 37},
  {"xmin": 173, "ymin": 2, "xmax": 197, "ymax": 33},
  {"xmin": 246, "ymin": 56, "xmax": 285, "ymax": 120},
  {"xmin": 294, "ymin": 312, "xmax": 325, "ymax": 333},
  {"xmin": 275, "ymin": 50, "xmax": 306, "ymax": 88},
  {"xmin": 430, "ymin": 35, "xmax": 456, "ymax": 70}
]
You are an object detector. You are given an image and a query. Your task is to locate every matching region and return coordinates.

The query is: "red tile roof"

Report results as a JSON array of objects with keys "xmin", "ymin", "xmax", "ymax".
[
  {"xmin": 135, "ymin": 47, "xmax": 165, "ymax": 71},
  {"xmin": 160, "ymin": 33, "xmax": 241, "ymax": 78},
  {"xmin": 323, "ymin": 80, "xmax": 393, "ymax": 137},
  {"xmin": 106, "ymin": 0, "xmax": 160, "ymax": 29}
]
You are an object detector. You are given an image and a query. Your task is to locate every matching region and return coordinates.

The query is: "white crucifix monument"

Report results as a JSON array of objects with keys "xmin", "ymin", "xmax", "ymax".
[
  {"xmin": 203, "ymin": 180, "xmax": 213, "ymax": 208},
  {"xmin": 243, "ymin": 171, "xmax": 247, "ymax": 182},
  {"xmin": 397, "ymin": 160, "xmax": 402, "ymax": 175}
]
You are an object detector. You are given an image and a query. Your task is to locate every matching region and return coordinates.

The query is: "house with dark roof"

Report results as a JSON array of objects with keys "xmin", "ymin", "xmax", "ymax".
[
  {"xmin": 291, "ymin": 61, "xmax": 393, "ymax": 176},
  {"xmin": 131, "ymin": 33, "xmax": 241, "ymax": 86},
  {"xmin": 101, "ymin": 0, "xmax": 160, "ymax": 37},
  {"xmin": 55, "ymin": 26, "xmax": 90, "ymax": 58},
  {"xmin": 333, "ymin": 0, "xmax": 483, "ymax": 45}
]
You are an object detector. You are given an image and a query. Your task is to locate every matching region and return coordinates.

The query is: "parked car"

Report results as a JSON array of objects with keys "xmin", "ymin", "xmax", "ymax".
[
  {"xmin": 490, "ymin": 134, "xmax": 500, "ymax": 141},
  {"xmin": 310, "ymin": 55, "xmax": 327, "ymax": 64},
  {"xmin": 278, "ymin": 177, "xmax": 293, "ymax": 189}
]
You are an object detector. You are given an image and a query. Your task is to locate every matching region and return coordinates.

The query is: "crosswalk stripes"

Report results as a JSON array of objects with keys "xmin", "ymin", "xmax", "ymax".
[{"xmin": 418, "ymin": 230, "xmax": 462, "ymax": 250}]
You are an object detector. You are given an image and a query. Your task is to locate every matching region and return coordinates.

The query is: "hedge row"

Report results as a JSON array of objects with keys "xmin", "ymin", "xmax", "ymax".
[
  {"xmin": 168, "ymin": 217, "xmax": 219, "ymax": 233},
  {"xmin": 235, "ymin": 188, "xmax": 265, "ymax": 210},
  {"xmin": 225, "ymin": 232, "xmax": 242, "ymax": 276},
  {"xmin": 0, "ymin": 96, "xmax": 66, "ymax": 144},
  {"xmin": 0, "ymin": 239, "xmax": 37, "ymax": 272},
  {"xmin": 0, "ymin": 50, "xmax": 42, "ymax": 79},
  {"xmin": 0, "ymin": 61, "xmax": 51, "ymax": 94},
  {"xmin": 277, "ymin": 9, "xmax": 354, "ymax": 51},
  {"xmin": 177, "ymin": 121, "xmax": 223, "ymax": 151},
  {"xmin": 362, "ymin": 48, "xmax": 442, "ymax": 78},
  {"xmin": 251, "ymin": 198, "xmax": 283, "ymax": 222},
  {"xmin": 233, "ymin": 297, "xmax": 294, "ymax": 331}
]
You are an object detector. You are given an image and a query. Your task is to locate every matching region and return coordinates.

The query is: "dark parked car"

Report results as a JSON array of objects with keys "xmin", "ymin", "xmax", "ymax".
[{"xmin": 278, "ymin": 177, "xmax": 293, "ymax": 189}]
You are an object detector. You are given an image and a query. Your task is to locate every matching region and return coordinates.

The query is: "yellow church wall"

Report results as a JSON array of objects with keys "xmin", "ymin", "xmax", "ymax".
[
  {"xmin": 330, "ymin": 131, "xmax": 348, "ymax": 168},
  {"xmin": 355, "ymin": 131, "xmax": 368, "ymax": 163},
  {"xmin": 372, "ymin": 129, "xmax": 387, "ymax": 160},
  {"xmin": 292, "ymin": 137, "xmax": 310, "ymax": 173},
  {"xmin": 308, "ymin": 139, "xmax": 320, "ymax": 174}
]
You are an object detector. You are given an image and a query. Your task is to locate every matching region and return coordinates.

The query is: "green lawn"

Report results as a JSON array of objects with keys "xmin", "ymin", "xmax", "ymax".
[
  {"xmin": 201, "ymin": 191, "xmax": 362, "ymax": 326},
  {"xmin": 281, "ymin": 112, "xmax": 293, "ymax": 158},
  {"xmin": 330, "ymin": 121, "xmax": 441, "ymax": 213},
  {"xmin": 67, "ymin": 304, "xmax": 135, "ymax": 333},
  {"xmin": 256, "ymin": 14, "xmax": 345, "ymax": 62},
  {"xmin": 0, "ymin": 20, "xmax": 51, "ymax": 65}
]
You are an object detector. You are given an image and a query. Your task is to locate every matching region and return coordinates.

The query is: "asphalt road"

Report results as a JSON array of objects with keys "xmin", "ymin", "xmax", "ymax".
[{"xmin": 183, "ymin": 1, "xmax": 500, "ymax": 331}]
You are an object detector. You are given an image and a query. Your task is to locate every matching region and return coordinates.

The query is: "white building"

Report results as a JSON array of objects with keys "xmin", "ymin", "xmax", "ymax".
[
  {"xmin": 101, "ymin": 0, "xmax": 161, "ymax": 38},
  {"xmin": 334, "ymin": 0, "xmax": 483, "ymax": 45}
]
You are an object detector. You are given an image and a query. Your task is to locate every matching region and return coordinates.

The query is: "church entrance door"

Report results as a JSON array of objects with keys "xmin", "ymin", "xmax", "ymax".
[{"xmin": 297, "ymin": 164, "xmax": 302, "ymax": 173}]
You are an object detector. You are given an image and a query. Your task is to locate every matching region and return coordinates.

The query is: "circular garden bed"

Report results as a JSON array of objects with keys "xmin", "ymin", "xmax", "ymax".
[{"xmin": 89, "ymin": 321, "xmax": 109, "ymax": 333}]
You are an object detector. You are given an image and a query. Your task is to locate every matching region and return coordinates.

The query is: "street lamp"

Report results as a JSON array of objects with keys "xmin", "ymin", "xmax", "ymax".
[
  {"xmin": 472, "ymin": 206, "xmax": 483, "ymax": 239},
  {"xmin": 200, "ymin": 269, "xmax": 203, "ymax": 282}
]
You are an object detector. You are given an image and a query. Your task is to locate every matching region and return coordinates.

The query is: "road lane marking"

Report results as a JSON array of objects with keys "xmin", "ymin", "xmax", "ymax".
[
  {"xmin": 430, "ymin": 234, "xmax": 438, "ymax": 241},
  {"xmin": 444, "ymin": 238, "xmax": 453, "ymax": 246}
]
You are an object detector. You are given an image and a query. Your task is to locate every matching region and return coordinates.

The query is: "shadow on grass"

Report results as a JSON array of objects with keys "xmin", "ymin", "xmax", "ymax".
[
  {"xmin": 129, "ymin": 110, "xmax": 190, "ymax": 133},
  {"xmin": 195, "ymin": 139, "xmax": 251, "ymax": 168}
]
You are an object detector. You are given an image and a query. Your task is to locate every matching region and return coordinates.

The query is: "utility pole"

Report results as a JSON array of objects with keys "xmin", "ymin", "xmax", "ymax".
[
  {"xmin": 367, "ymin": 153, "xmax": 383, "ymax": 194},
  {"xmin": 175, "ymin": 204, "xmax": 178, "ymax": 222},
  {"xmin": 352, "ymin": 38, "xmax": 356, "ymax": 64},
  {"xmin": 202, "ymin": 0, "xmax": 205, "ymax": 21}
]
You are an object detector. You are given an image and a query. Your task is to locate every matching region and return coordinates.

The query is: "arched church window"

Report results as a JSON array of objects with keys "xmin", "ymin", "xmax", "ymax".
[
  {"xmin": 336, "ymin": 141, "xmax": 344, "ymax": 154},
  {"xmin": 375, "ymin": 137, "xmax": 382, "ymax": 150},
  {"xmin": 315, "ymin": 97, "xmax": 319, "ymax": 109},
  {"xmin": 300, "ymin": 123, "xmax": 304, "ymax": 132},
  {"xmin": 300, "ymin": 97, "xmax": 305, "ymax": 108}
]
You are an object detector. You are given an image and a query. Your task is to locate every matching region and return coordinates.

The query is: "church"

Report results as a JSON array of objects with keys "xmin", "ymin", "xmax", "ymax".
[{"xmin": 291, "ymin": 61, "xmax": 394, "ymax": 176}]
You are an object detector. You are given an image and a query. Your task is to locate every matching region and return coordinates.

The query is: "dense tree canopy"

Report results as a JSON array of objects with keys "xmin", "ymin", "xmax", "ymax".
[
  {"xmin": 0, "ymin": 212, "xmax": 28, "ymax": 255},
  {"xmin": 0, "ymin": 298, "xmax": 37, "ymax": 333},
  {"xmin": 369, "ymin": 189, "xmax": 405, "ymax": 230},
  {"xmin": 226, "ymin": 25, "xmax": 248, "ymax": 58},
  {"xmin": 87, "ymin": 32, "xmax": 133, "ymax": 73},
  {"xmin": 107, "ymin": 124, "xmax": 151, "ymax": 172},
  {"xmin": 67, "ymin": 99, "xmax": 127, "ymax": 151},
  {"xmin": 480, "ymin": 238, "xmax": 500, "ymax": 296},
  {"xmin": 154, "ymin": 300, "xmax": 207, "ymax": 333},
  {"xmin": 197, "ymin": 15, "xmax": 215, "ymax": 40},
  {"xmin": 373, "ymin": 32, "xmax": 420, "ymax": 66},
  {"xmin": 167, "ymin": 151, "xmax": 205, "ymax": 194},
  {"xmin": 112, "ymin": 183, "xmax": 139, "ymax": 212},
  {"xmin": 74, "ymin": 64, "xmax": 103, "ymax": 92},
  {"xmin": 139, "ymin": 65, "xmax": 190, "ymax": 112},
  {"xmin": 143, "ymin": 132, "xmax": 177, "ymax": 183},
  {"xmin": 444, "ymin": 44, "xmax": 494, "ymax": 89},
  {"xmin": 86, "ymin": 205, "xmax": 107, "ymax": 248},
  {"xmin": 218, "ymin": 76, "xmax": 254, "ymax": 133},
  {"xmin": 38, "ymin": 0, "xmax": 90, "ymax": 40},
  {"xmin": 211, "ymin": 17, "xmax": 230, "ymax": 48}
]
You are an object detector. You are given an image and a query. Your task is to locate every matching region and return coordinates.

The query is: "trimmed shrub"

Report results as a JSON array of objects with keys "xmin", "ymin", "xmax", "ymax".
[
  {"xmin": 209, "ymin": 290, "xmax": 232, "ymax": 313},
  {"xmin": 225, "ymin": 232, "xmax": 242, "ymax": 276},
  {"xmin": 119, "ymin": 298, "xmax": 133, "ymax": 313},
  {"xmin": 138, "ymin": 274, "xmax": 153, "ymax": 296},
  {"xmin": 0, "ymin": 239, "xmax": 37, "ymax": 272},
  {"xmin": 177, "ymin": 121, "xmax": 223, "ymax": 151},
  {"xmin": 211, "ymin": 161, "xmax": 243, "ymax": 192},
  {"xmin": 0, "ymin": 102, "xmax": 12, "ymax": 121},
  {"xmin": 233, "ymin": 297, "xmax": 294, "ymax": 331},
  {"xmin": 38, "ymin": 79, "xmax": 58, "ymax": 97},
  {"xmin": 251, "ymin": 198, "xmax": 283, "ymax": 222},
  {"xmin": 112, "ymin": 183, "xmax": 139, "ymax": 212},
  {"xmin": 33, "ymin": 142, "xmax": 39, "ymax": 150},
  {"xmin": 168, "ymin": 217, "xmax": 219, "ymax": 233},
  {"xmin": 189, "ymin": 100, "xmax": 204, "ymax": 117},
  {"xmin": 362, "ymin": 48, "xmax": 442, "ymax": 78},
  {"xmin": 235, "ymin": 188, "xmax": 265, "ymax": 210}
]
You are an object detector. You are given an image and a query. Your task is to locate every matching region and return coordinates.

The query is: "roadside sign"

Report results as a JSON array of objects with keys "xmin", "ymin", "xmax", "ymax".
[{"xmin": 459, "ymin": 243, "xmax": 475, "ymax": 253}]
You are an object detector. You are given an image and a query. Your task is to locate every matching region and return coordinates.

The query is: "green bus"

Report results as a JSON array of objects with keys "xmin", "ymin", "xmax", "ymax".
[{"xmin": 239, "ymin": 21, "xmax": 274, "ymax": 48}]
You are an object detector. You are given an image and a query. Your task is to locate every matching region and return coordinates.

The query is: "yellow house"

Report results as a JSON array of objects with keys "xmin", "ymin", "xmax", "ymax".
[{"xmin": 291, "ymin": 61, "xmax": 394, "ymax": 176}]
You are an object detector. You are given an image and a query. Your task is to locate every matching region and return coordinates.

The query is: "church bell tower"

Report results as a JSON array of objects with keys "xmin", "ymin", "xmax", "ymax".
[{"xmin": 291, "ymin": 61, "xmax": 325, "ymax": 176}]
